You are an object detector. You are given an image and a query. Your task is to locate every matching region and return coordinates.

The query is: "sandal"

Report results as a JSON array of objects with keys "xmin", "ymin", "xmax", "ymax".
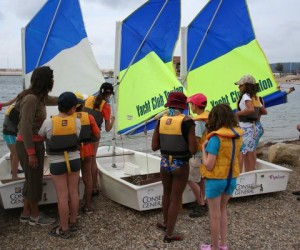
[
  {"xmin": 200, "ymin": 243, "xmax": 212, "ymax": 250},
  {"xmin": 163, "ymin": 234, "xmax": 183, "ymax": 243},
  {"xmin": 69, "ymin": 222, "xmax": 78, "ymax": 232},
  {"xmin": 49, "ymin": 225, "xmax": 71, "ymax": 239},
  {"xmin": 92, "ymin": 190, "xmax": 99, "ymax": 197},
  {"xmin": 156, "ymin": 222, "xmax": 167, "ymax": 231},
  {"xmin": 219, "ymin": 241, "xmax": 228, "ymax": 250}
]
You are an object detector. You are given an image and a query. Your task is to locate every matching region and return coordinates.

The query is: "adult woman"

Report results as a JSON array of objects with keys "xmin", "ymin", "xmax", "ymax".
[
  {"xmin": 83, "ymin": 82, "xmax": 115, "ymax": 196},
  {"xmin": 200, "ymin": 103, "xmax": 243, "ymax": 250},
  {"xmin": 152, "ymin": 92, "xmax": 197, "ymax": 243},
  {"xmin": 235, "ymin": 74, "xmax": 265, "ymax": 172},
  {"xmin": 39, "ymin": 92, "xmax": 82, "ymax": 238},
  {"xmin": 16, "ymin": 66, "xmax": 57, "ymax": 225}
]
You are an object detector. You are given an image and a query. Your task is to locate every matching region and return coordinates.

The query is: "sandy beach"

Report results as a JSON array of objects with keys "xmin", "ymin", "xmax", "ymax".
[{"xmin": 0, "ymin": 140, "xmax": 299, "ymax": 249}]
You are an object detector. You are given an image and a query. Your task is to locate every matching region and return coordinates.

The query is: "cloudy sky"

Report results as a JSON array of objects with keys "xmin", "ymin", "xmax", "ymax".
[{"xmin": 0, "ymin": 0, "xmax": 299, "ymax": 70}]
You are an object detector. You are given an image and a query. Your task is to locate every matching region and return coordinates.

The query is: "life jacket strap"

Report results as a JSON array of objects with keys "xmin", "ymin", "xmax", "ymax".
[{"xmin": 64, "ymin": 151, "xmax": 71, "ymax": 174}]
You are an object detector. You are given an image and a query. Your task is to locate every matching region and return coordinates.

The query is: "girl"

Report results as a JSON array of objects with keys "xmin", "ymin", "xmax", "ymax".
[
  {"xmin": 152, "ymin": 91, "xmax": 197, "ymax": 243},
  {"xmin": 200, "ymin": 103, "xmax": 243, "ymax": 250},
  {"xmin": 39, "ymin": 92, "xmax": 82, "ymax": 238},
  {"xmin": 83, "ymin": 82, "xmax": 115, "ymax": 196}
]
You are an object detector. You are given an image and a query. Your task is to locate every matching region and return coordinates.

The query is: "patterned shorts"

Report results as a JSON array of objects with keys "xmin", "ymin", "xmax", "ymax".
[
  {"xmin": 241, "ymin": 125, "xmax": 256, "ymax": 154},
  {"xmin": 160, "ymin": 156, "xmax": 187, "ymax": 173}
]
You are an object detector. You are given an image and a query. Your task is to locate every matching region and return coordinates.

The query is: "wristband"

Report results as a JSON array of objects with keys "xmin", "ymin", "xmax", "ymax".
[{"xmin": 0, "ymin": 103, "xmax": 3, "ymax": 111}]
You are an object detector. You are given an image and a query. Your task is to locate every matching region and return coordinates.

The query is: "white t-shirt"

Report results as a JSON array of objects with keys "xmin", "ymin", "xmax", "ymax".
[
  {"xmin": 238, "ymin": 93, "xmax": 256, "ymax": 128},
  {"xmin": 38, "ymin": 117, "xmax": 81, "ymax": 163}
]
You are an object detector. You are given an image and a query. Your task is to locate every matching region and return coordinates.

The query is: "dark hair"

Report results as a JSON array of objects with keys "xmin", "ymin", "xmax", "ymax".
[
  {"xmin": 17, "ymin": 66, "xmax": 54, "ymax": 102},
  {"xmin": 93, "ymin": 82, "xmax": 113, "ymax": 109},
  {"xmin": 241, "ymin": 82, "xmax": 256, "ymax": 98},
  {"xmin": 206, "ymin": 103, "xmax": 239, "ymax": 133}
]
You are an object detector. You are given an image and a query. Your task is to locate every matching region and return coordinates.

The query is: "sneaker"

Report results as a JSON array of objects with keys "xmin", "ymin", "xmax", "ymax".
[
  {"xmin": 189, "ymin": 204, "xmax": 208, "ymax": 218},
  {"xmin": 29, "ymin": 213, "xmax": 56, "ymax": 226},
  {"xmin": 19, "ymin": 213, "xmax": 30, "ymax": 223}
]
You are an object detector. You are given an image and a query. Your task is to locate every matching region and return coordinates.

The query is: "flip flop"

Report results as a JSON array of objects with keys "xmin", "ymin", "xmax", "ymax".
[{"xmin": 163, "ymin": 234, "xmax": 183, "ymax": 243}]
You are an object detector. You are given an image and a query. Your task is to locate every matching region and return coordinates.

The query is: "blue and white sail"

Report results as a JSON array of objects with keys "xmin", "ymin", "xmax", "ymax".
[{"xmin": 22, "ymin": 0, "xmax": 104, "ymax": 103}]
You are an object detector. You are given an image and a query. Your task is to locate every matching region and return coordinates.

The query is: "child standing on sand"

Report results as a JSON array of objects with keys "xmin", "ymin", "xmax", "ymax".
[
  {"xmin": 39, "ymin": 92, "xmax": 82, "ymax": 238},
  {"xmin": 200, "ymin": 104, "xmax": 243, "ymax": 250}
]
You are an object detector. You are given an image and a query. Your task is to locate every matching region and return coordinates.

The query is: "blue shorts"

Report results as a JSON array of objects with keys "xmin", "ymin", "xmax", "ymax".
[
  {"xmin": 160, "ymin": 156, "xmax": 187, "ymax": 173},
  {"xmin": 3, "ymin": 134, "xmax": 17, "ymax": 145},
  {"xmin": 205, "ymin": 178, "xmax": 237, "ymax": 199}
]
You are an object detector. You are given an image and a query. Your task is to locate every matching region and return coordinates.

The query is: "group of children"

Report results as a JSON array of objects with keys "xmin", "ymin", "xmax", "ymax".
[
  {"xmin": 1, "ymin": 70, "xmax": 267, "ymax": 245},
  {"xmin": 152, "ymin": 74, "xmax": 267, "ymax": 250},
  {"xmin": 1, "ymin": 66, "xmax": 115, "ymax": 239}
]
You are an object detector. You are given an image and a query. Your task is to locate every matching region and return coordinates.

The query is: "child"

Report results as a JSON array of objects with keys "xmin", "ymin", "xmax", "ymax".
[
  {"xmin": 152, "ymin": 91, "xmax": 197, "ymax": 243},
  {"xmin": 84, "ymin": 82, "xmax": 115, "ymax": 196},
  {"xmin": 39, "ymin": 92, "xmax": 82, "ymax": 238},
  {"xmin": 74, "ymin": 92, "xmax": 100, "ymax": 213},
  {"xmin": 187, "ymin": 93, "xmax": 209, "ymax": 217},
  {"xmin": 200, "ymin": 103, "xmax": 243, "ymax": 250}
]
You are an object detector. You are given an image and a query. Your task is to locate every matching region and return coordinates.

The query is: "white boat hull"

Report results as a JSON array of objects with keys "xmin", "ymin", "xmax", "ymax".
[
  {"xmin": 97, "ymin": 146, "xmax": 292, "ymax": 211},
  {"xmin": 0, "ymin": 153, "xmax": 84, "ymax": 209},
  {"xmin": 96, "ymin": 146, "xmax": 195, "ymax": 211},
  {"xmin": 232, "ymin": 159, "xmax": 292, "ymax": 198}
]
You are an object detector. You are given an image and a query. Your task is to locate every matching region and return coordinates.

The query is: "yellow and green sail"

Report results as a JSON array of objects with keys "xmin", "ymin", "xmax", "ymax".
[
  {"xmin": 185, "ymin": 0, "xmax": 287, "ymax": 111},
  {"xmin": 117, "ymin": 0, "xmax": 183, "ymax": 135}
]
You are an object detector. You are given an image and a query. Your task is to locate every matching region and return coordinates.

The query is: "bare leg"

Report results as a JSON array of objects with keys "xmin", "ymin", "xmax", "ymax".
[
  {"xmin": 163, "ymin": 164, "xmax": 189, "ymax": 236},
  {"xmin": 81, "ymin": 156, "xmax": 93, "ymax": 209},
  {"xmin": 91, "ymin": 141, "xmax": 100, "ymax": 192},
  {"xmin": 207, "ymin": 196, "xmax": 222, "ymax": 250},
  {"xmin": 7, "ymin": 144, "xmax": 19, "ymax": 179},
  {"xmin": 68, "ymin": 171, "xmax": 80, "ymax": 224},
  {"xmin": 52, "ymin": 174, "xmax": 69, "ymax": 231},
  {"xmin": 188, "ymin": 181, "xmax": 201, "ymax": 204},
  {"xmin": 220, "ymin": 194, "xmax": 231, "ymax": 247}
]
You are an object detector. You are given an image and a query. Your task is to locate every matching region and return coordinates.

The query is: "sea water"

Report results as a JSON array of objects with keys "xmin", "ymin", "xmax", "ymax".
[{"xmin": 0, "ymin": 75, "xmax": 299, "ymax": 157}]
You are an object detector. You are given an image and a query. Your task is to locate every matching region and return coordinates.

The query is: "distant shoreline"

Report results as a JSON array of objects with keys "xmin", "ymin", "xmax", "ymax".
[{"xmin": 0, "ymin": 71, "xmax": 22, "ymax": 76}]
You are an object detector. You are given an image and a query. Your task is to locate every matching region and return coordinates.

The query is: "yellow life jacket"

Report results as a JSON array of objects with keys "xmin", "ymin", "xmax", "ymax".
[
  {"xmin": 73, "ymin": 112, "xmax": 92, "ymax": 143},
  {"xmin": 193, "ymin": 111, "xmax": 209, "ymax": 151},
  {"xmin": 47, "ymin": 116, "xmax": 78, "ymax": 155},
  {"xmin": 159, "ymin": 114, "xmax": 190, "ymax": 159},
  {"xmin": 201, "ymin": 127, "xmax": 243, "ymax": 179},
  {"xmin": 237, "ymin": 96, "xmax": 261, "ymax": 122},
  {"xmin": 83, "ymin": 96, "xmax": 106, "ymax": 127}
]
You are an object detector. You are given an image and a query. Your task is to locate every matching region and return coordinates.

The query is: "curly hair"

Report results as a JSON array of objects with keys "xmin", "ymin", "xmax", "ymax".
[
  {"xmin": 206, "ymin": 103, "xmax": 239, "ymax": 133},
  {"xmin": 17, "ymin": 66, "xmax": 54, "ymax": 102}
]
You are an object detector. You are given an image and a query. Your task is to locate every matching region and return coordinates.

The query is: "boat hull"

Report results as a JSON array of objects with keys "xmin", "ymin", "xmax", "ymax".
[
  {"xmin": 0, "ymin": 153, "xmax": 84, "ymax": 209},
  {"xmin": 97, "ymin": 147, "xmax": 292, "ymax": 211},
  {"xmin": 96, "ymin": 146, "xmax": 195, "ymax": 211},
  {"xmin": 232, "ymin": 159, "xmax": 292, "ymax": 198}
]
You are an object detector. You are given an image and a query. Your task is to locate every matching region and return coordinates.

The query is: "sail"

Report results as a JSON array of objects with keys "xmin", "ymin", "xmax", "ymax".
[
  {"xmin": 183, "ymin": 0, "xmax": 287, "ymax": 110},
  {"xmin": 22, "ymin": 0, "xmax": 104, "ymax": 103},
  {"xmin": 117, "ymin": 0, "xmax": 183, "ymax": 135}
]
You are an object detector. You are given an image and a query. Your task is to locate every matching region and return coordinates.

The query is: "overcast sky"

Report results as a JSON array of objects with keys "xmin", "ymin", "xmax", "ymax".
[{"xmin": 0, "ymin": 0, "xmax": 299, "ymax": 70}]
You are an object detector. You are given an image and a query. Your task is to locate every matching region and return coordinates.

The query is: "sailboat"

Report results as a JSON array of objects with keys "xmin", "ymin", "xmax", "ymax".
[
  {"xmin": 181, "ymin": 0, "xmax": 291, "ymax": 198},
  {"xmin": 96, "ymin": 0, "xmax": 196, "ymax": 211},
  {"xmin": 0, "ymin": 0, "xmax": 103, "ymax": 209}
]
